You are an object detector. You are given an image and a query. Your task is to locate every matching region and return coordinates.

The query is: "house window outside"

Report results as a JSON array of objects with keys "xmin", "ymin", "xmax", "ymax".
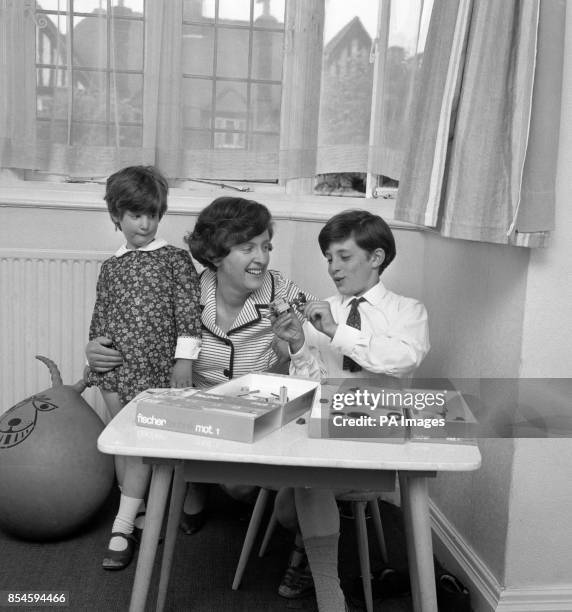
[
  {"xmin": 35, "ymin": 0, "xmax": 145, "ymax": 148},
  {"xmin": 24, "ymin": 0, "xmax": 430, "ymax": 198},
  {"xmin": 182, "ymin": 0, "xmax": 284, "ymax": 154}
]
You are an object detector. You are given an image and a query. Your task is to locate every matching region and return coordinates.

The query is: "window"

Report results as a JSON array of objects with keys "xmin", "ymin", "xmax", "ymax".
[{"xmin": 1, "ymin": 0, "xmax": 432, "ymax": 199}]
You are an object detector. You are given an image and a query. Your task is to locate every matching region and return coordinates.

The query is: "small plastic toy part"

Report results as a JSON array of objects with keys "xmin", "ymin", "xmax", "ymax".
[{"xmin": 269, "ymin": 292, "xmax": 308, "ymax": 317}]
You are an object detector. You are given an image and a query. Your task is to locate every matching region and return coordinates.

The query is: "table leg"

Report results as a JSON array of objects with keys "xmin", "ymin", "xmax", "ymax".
[
  {"xmin": 156, "ymin": 464, "xmax": 186, "ymax": 612},
  {"xmin": 398, "ymin": 472, "xmax": 438, "ymax": 612},
  {"xmin": 129, "ymin": 463, "xmax": 173, "ymax": 612}
]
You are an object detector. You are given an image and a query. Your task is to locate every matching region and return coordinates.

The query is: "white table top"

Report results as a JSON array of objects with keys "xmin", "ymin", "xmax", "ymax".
[{"xmin": 98, "ymin": 401, "xmax": 481, "ymax": 473}]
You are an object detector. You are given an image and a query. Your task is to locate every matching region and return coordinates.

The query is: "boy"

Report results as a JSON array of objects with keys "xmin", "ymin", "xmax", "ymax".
[
  {"xmin": 274, "ymin": 209, "xmax": 429, "ymax": 380},
  {"xmin": 270, "ymin": 210, "xmax": 430, "ymax": 612}
]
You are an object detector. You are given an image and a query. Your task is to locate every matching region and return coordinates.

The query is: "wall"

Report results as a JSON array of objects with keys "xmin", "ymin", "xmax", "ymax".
[
  {"xmin": 500, "ymin": 1, "xmax": 572, "ymax": 592},
  {"xmin": 417, "ymin": 233, "xmax": 529, "ymax": 587}
]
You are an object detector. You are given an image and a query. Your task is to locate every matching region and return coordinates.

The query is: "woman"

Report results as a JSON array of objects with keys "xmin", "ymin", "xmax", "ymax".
[{"xmin": 86, "ymin": 196, "xmax": 311, "ymax": 566}]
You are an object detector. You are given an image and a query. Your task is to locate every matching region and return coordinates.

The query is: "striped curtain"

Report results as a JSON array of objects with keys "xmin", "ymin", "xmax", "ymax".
[{"xmin": 395, "ymin": 0, "xmax": 565, "ymax": 247}]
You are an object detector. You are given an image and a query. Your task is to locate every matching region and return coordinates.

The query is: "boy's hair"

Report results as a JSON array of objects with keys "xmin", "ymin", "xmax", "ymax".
[
  {"xmin": 185, "ymin": 197, "xmax": 273, "ymax": 271},
  {"xmin": 104, "ymin": 165, "xmax": 168, "ymax": 222},
  {"xmin": 318, "ymin": 210, "xmax": 396, "ymax": 275}
]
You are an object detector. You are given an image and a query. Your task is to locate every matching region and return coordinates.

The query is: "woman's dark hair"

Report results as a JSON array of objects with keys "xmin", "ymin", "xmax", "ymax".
[
  {"xmin": 105, "ymin": 165, "xmax": 168, "ymax": 223},
  {"xmin": 318, "ymin": 210, "xmax": 396, "ymax": 275},
  {"xmin": 185, "ymin": 197, "xmax": 274, "ymax": 270}
]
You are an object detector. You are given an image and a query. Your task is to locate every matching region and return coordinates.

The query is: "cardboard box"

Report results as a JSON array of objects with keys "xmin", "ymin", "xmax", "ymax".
[
  {"xmin": 135, "ymin": 373, "xmax": 319, "ymax": 443},
  {"xmin": 405, "ymin": 390, "xmax": 478, "ymax": 442},
  {"xmin": 308, "ymin": 381, "xmax": 477, "ymax": 443},
  {"xmin": 308, "ymin": 380, "xmax": 408, "ymax": 442}
]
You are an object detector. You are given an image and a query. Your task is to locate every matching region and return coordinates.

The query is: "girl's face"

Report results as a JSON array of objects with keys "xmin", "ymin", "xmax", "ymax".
[
  {"xmin": 215, "ymin": 230, "xmax": 273, "ymax": 295},
  {"xmin": 115, "ymin": 210, "xmax": 160, "ymax": 250}
]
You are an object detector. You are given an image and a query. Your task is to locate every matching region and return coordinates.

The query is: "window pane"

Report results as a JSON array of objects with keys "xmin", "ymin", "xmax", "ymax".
[
  {"xmin": 253, "ymin": 0, "xmax": 285, "ymax": 24},
  {"xmin": 37, "ymin": 1, "xmax": 69, "ymax": 10},
  {"xmin": 119, "ymin": 125, "xmax": 143, "ymax": 147},
  {"xmin": 74, "ymin": 0, "xmax": 103, "ymax": 14},
  {"xmin": 182, "ymin": 25, "xmax": 214, "ymax": 76},
  {"xmin": 251, "ymin": 133, "xmax": 279, "ymax": 153},
  {"xmin": 318, "ymin": 1, "xmax": 377, "ymax": 149},
  {"xmin": 183, "ymin": 130, "xmax": 212, "ymax": 150},
  {"xmin": 215, "ymin": 81, "xmax": 247, "ymax": 118},
  {"xmin": 111, "ymin": 0, "xmax": 143, "ymax": 11},
  {"xmin": 112, "ymin": 74, "xmax": 143, "ymax": 122},
  {"xmin": 182, "ymin": 78, "xmax": 213, "ymax": 129},
  {"xmin": 252, "ymin": 30, "xmax": 283, "ymax": 80},
  {"xmin": 72, "ymin": 71, "xmax": 107, "ymax": 122},
  {"xmin": 216, "ymin": 28, "xmax": 250, "ymax": 79},
  {"xmin": 73, "ymin": 15, "xmax": 107, "ymax": 69},
  {"xmin": 184, "ymin": 0, "xmax": 213, "ymax": 22},
  {"xmin": 251, "ymin": 83, "xmax": 281, "ymax": 131},
  {"xmin": 111, "ymin": 19, "xmax": 143, "ymax": 71},
  {"xmin": 36, "ymin": 26, "xmax": 67, "ymax": 66},
  {"xmin": 37, "ymin": 120, "xmax": 68, "ymax": 144},
  {"xmin": 218, "ymin": 0, "xmax": 251, "ymax": 22},
  {"xmin": 37, "ymin": 69, "xmax": 70, "ymax": 119},
  {"xmin": 71, "ymin": 121, "xmax": 108, "ymax": 145}
]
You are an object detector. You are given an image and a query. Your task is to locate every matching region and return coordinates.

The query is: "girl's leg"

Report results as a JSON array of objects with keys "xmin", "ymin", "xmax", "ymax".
[
  {"xmin": 294, "ymin": 488, "xmax": 346, "ymax": 612},
  {"xmin": 100, "ymin": 390, "xmax": 127, "ymax": 486}
]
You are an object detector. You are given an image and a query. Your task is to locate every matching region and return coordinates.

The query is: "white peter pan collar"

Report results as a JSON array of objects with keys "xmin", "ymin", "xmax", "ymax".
[{"xmin": 114, "ymin": 238, "xmax": 168, "ymax": 258}]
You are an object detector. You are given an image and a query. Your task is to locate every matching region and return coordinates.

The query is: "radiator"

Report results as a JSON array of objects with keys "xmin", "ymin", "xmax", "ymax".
[{"xmin": 0, "ymin": 250, "xmax": 108, "ymax": 421}]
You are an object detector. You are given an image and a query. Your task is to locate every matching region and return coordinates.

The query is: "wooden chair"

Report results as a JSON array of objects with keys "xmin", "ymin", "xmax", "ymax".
[{"xmin": 232, "ymin": 487, "xmax": 389, "ymax": 612}]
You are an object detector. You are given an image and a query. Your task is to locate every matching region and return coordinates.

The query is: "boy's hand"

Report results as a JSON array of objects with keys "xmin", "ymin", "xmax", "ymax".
[
  {"xmin": 170, "ymin": 359, "xmax": 193, "ymax": 388},
  {"xmin": 270, "ymin": 310, "xmax": 305, "ymax": 354},
  {"xmin": 304, "ymin": 302, "xmax": 338, "ymax": 339},
  {"xmin": 86, "ymin": 337, "xmax": 123, "ymax": 372}
]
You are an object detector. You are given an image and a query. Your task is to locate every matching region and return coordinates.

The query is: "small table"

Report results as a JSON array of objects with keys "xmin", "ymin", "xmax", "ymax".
[{"xmin": 98, "ymin": 401, "xmax": 481, "ymax": 612}]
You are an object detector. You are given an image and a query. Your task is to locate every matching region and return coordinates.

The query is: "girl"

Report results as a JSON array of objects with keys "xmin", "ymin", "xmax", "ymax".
[{"xmin": 86, "ymin": 165, "xmax": 202, "ymax": 569}]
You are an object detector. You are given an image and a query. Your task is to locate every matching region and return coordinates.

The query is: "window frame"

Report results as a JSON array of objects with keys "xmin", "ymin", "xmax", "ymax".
[{"xmin": 8, "ymin": 0, "xmax": 402, "ymax": 212}]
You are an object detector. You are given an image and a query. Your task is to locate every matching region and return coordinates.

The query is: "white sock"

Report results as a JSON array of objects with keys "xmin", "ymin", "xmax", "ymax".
[{"xmin": 109, "ymin": 495, "xmax": 143, "ymax": 551}]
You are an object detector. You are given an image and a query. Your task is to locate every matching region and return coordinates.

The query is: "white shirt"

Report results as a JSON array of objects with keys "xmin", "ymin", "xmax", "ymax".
[{"xmin": 290, "ymin": 280, "xmax": 430, "ymax": 381}]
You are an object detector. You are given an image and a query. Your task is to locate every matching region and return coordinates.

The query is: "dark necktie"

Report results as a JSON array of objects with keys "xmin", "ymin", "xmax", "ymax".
[{"xmin": 342, "ymin": 297, "xmax": 365, "ymax": 372}]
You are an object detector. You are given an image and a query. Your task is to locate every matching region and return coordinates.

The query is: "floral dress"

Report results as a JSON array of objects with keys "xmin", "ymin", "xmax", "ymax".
[{"xmin": 86, "ymin": 242, "xmax": 202, "ymax": 405}]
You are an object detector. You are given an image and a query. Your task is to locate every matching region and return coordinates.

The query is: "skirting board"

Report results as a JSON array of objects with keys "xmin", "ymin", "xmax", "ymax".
[{"xmin": 430, "ymin": 500, "xmax": 572, "ymax": 612}]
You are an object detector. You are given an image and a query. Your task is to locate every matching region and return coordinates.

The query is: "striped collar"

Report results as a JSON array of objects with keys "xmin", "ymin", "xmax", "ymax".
[
  {"xmin": 114, "ymin": 238, "xmax": 168, "ymax": 258},
  {"xmin": 200, "ymin": 268, "xmax": 276, "ymax": 336}
]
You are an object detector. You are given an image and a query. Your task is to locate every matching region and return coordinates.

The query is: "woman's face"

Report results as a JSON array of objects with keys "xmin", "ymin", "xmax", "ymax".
[{"xmin": 215, "ymin": 230, "xmax": 273, "ymax": 294}]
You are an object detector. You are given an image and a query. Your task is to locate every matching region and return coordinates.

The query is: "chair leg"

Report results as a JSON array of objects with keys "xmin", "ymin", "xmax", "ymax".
[
  {"xmin": 354, "ymin": 501, "xmax": 374, "ymax": 612},
  {"xmin": 259, "ymin": 509, "xmax": 278, "ymax": 557},
  {"xmin": 369, "ymin": 498, "xmax": 388, "ymax": 563},
  {"xmin": 232, "ymin": 487, "xmax": 270, "ymax": 590}
]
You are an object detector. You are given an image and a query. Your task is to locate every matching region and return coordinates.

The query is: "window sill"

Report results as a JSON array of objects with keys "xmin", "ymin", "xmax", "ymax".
[{"xmin": 0, "ymin": 180, "xmax": 425, "ymax": 231}]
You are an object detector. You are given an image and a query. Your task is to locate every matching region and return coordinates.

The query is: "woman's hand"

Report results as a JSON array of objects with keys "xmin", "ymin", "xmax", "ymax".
[
  {"xmin": 304, "ymin": 301, "xmax": 338, "ymax": 339},
  {"xmin": 171, "ymin": 359, "xmax": 193, "ymax": 388},
  {"xmin": 86, "ymin": 337, "xmax": 123, "ymax": 372},
  {"xmin": 270, "ymin": 310, "xmax": 305, "ymax": 354}
]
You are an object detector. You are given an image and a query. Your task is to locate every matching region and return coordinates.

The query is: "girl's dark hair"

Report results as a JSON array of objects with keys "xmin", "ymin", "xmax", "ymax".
[
  {"xmin": 318, "ymin": 210, "xmax": 396, "ymax": 275},
  {"xmin": 185, "ymin": 197, "xmax": 274, "ymax": 270},
  {"xmin": 105, "ymin": 165, "xmax": 168, "ymax": 222}
]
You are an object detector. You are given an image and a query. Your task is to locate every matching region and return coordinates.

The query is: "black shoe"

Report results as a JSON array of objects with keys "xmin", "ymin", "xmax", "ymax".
[
  {"xmin": 277, "ymin": 545, "xmax": 315, "ymax": 599},
  {"xmin": 349, "ymin": 567, "xmax": 410, "ymax": 605},
  {"xmin": 102, "ymin": 532, "xmax": 138, "ymax": 571},
  {"xmin": 436, "ymin": 573, "xmax": 471, "ymax": 612},
  {"xmin": 179, "ymin": 509, "xmax": 206, "ymax": 535}
]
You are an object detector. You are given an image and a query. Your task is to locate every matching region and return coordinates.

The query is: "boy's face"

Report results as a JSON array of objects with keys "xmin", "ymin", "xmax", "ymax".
[{"xmin": 324, "ymin": 237, "xmax": 383, "ymax": 297}]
